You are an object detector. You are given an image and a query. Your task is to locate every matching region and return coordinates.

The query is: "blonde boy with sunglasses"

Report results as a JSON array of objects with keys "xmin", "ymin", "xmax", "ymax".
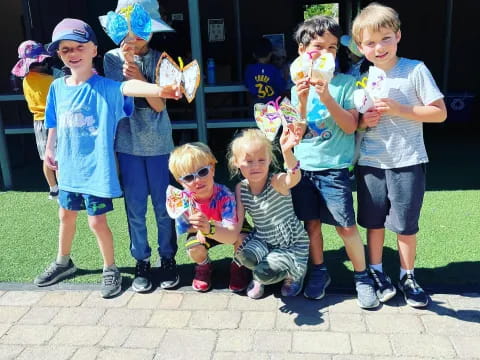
[{"xmin": 168, "ymin": 142, "xmax": 250, "ymax": 292}]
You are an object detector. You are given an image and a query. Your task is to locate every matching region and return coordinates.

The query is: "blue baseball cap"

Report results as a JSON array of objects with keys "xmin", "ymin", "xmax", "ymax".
[{"xmin": 47, "ymin": 18, "xmax": 98, "ymax": 53}]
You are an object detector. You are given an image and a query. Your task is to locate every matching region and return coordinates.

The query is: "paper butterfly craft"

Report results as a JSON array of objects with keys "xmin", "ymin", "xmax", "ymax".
[
  {"xmin": 156, "ymin": 52, "xmax": 200, "ymax": 103},
  {"xmin": 166, "ymin": 185, "xmax": 191, "ymax": 219},
  {"xmin": 290, "ymin": 52, "xmax": 336, "ymax": 83},
  {"xmin": 254, "ymin": 97, "xmax": 305, "ymax": 141},
  {"xmin": 104, "ymin": 4, "xmax": 152, "ymax": 45},
  {"xmin": 353, "ymin": 66, "xmax": 387, "ymax": 113}
]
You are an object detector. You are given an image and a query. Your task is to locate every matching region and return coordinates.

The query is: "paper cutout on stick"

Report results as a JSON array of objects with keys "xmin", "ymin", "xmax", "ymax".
[
  {"xmin": 166, "ymin": 185, "xmax": 190, "ymax": 219},
  {"xmin": 156, "ymin": 52, "xmax": 200, "ymax": 103},
  {"xmin": 104, "ymin": 4, "xmax": 152, "ymax": 45},
  {"xmin": 290, "ymin": 52, "xmax": 335, "ymax": 83}
]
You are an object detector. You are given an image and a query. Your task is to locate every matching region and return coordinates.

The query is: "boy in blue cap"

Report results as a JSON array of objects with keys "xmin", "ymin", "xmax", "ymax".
[{"xmin": 33, "ymin": 18, "xmax": 181, "ymax": 298}]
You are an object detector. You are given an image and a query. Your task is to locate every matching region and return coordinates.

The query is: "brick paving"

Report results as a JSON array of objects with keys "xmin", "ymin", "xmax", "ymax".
[{"xmin": 0, "ymin": 285, "xmax": 478, "ymax": 359}]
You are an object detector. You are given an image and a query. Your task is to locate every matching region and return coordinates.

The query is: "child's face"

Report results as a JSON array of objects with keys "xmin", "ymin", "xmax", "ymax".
[
  {"xmin": 235, "ymin": 141, "xmax": 271, "ymax": 184},
  {"xmin": 299, "ymin": 32, "xmax": 338, "ymax": 60},
  {"xmin": 178, "ymin": 162, "xmax": 215, "ymax": 201},
  {"xmin": 57, "ymin": 40, "xmax": 97, "ymax": 70},
  {"xmin": 357, "ymin": 27, "xmax": 401, "ymax": 70},
  {"xmin": 122, "ymin": 36, "xmax": 149, "ymax": 56}
]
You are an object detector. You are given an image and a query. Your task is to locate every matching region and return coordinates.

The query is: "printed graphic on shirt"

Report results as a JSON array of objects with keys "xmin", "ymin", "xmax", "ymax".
[{"xmin": 304, "ymin": 98, "xmax": 332, "ymax": 140}]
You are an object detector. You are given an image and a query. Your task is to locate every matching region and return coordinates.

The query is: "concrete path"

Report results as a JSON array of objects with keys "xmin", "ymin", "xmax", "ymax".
[{"xmin": 0, "ymin": 285, "xmax": 479, "ymax": 359}]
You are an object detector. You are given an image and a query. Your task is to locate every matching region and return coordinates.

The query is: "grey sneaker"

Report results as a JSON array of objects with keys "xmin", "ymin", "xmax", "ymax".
[
  {"xmin": 281, "ymin": 276, "xmax": 304, "ymax": 297},
  {"xmin": 34, "ymin": 260, "xmax": 76, "ymax": 286},
  {"xmin": 369, "ymin": 268, "xmax": 397, "ymax": 303},
  {"xmin": 246, "ymin": 280, "xmax": 264, "ymax": 299},
  {"xmin": 303, "ymin": 265, "xmax": 331, "ymax": 299},
  {"xmin": 354, "ymin": 271, "xmax": 380, "ymax": 309},
  {"xmin": 398, "ymin": 273, "xmax": 429, "ymax": 308},
  {"xmin": 101, "ymin": 268, "xmax": 122, "ymax": 298},
  {"xmin": 132, "ymin": 260, "xmax": 152, "ymax": 293}
]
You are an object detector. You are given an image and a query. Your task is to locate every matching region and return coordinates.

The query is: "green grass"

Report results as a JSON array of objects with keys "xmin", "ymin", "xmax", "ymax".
[{"xmin": 1, "ymin": 189, "xmax": 478, "ymax": 290}]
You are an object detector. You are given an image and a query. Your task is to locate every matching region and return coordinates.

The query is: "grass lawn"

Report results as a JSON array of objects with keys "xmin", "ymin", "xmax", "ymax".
[{"xmin": 0, "ymin": 189, "xmax": 478, "ymax": 291}]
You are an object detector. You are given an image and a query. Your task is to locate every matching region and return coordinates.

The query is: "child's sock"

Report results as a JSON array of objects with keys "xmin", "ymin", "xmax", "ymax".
[
  {"xmin": 49, "ymin": 185, "xmax": 58, "ymax": 193},
  {"xmin": 369, "ymin": 263, "xmax": 383, "ymax": 273},
  {"xmin": 103, "ymin": 264, "xmax": 118, "ymax": 272},
  {"xmin": 353, "ymin": 269, "xmax": 369, "ymax": 278},
  {"xmin": 313, "ymin": 263, "xmax": 327, "ymax": 270},
  {"xmin": 56, "ymin": 254, "xmax": 70, "ymax": 266},
  {"xmin": 400, "ymin": 267, "xmax": 414, "ymax": 280}
]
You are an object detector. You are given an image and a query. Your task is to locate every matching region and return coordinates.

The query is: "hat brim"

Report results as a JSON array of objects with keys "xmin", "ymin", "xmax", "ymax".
[
  {"xmin": 11, "ymin": 55, "xmax": 51, "ymax": 77},
  {"xmin": 47, "ymin": 34, "xmax": 93, "ymax": 53}
]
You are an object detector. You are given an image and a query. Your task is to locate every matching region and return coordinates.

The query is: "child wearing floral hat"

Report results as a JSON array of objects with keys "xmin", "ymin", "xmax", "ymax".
[{"xmin": 11, "ymin": 40, "xmax": 58, "ymax": 199}]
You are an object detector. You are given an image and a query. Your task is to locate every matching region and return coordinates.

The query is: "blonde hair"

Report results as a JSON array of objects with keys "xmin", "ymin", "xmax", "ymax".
[
  {"xmin": 168, "ymin": 142, "xmax": 217, "ymax": 180},
  {"xmin": 227, "ymin": 128, "xmax": 278, "ymax": 178},
  {"xmin": 352, "ymin": 3, "xmax": 401, "ymax": 45}
]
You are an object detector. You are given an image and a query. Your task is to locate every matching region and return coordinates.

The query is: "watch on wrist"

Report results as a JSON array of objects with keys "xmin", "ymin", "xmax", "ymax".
[{"xmin": 202, "ymin": 220, "xmax": 216, "ymax": 236}]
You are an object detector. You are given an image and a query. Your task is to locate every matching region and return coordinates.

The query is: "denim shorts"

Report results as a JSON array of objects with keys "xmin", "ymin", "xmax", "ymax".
[
  {"xmin": 356, "ymin": 164, "xmax": 426, "ymax": 235},
  {"xmin": 58, "ymin": 190, "xmax": 114, "ymax": 216},
  {"xmin": 291, "ymin": 168, "xmax": 356, "ymax": 227}
]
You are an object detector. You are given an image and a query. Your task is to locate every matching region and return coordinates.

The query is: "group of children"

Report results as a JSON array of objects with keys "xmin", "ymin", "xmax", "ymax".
[{"xmin": 14, "ymin": 1, "xmax": 446, "ymax": 307}]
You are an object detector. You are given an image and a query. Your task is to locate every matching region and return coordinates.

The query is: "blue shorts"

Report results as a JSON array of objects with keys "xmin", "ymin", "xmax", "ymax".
[
  {"xmin": 356, "ymin": 164, "xmax": 426, "ymax": 235},
  {"xmin": 291, "ymin": 168, "xmax": 356, "ymax": 227},
  {"xmin": 58, "ymin": 190, "xmax": 114, "ymax": 216}
]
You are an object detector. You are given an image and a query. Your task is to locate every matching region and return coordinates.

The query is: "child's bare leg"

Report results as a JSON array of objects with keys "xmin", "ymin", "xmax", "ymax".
[
  {"xmin": 335, "ymin": 225, "xmax": 366, "ymax": 271},
  {"xmin": 43, "ymin": 162, "xmax": 57, "ymax": 187},
  {"xmin": 188, "ymin": 244, "xmax": 208, "ymax": 264},
  {"xmin": 88, "ymin": 214, "xmax": 114, "ymax": 267},
  {"xmin": 305, "ymin": 219, "xmax": 324, "ymax": 264},
  {"xmin": 397, "ymin": 234, "xmax": 416, "ymax": 270},
  {"xmin": 367, "ymin": 228, "xmax": 386, "ymax": 265},
  {"xmin": 57, "ymin": 208, "xmax": 77, "ymax": 258}
]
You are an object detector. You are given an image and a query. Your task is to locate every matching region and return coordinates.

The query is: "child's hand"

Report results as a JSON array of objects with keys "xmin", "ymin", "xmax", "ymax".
[
  {"xmin": 295, "ymin": 77, "xmax": 310, "ymax": 104},
  {"xmin": 120, "ymin": 39, "xmax": 135, "ymax": 64},
  {"xmin": 196, "ymin": 231, "xmax": 207, "ymax": 244},
  {"xmin": 159, "ymin": 84, "xmax": 182, "ymax": 100},
  {"xmin": 123, "ymin": 62, "xmax": 145, "ymax": 81},
  {"xmin": 362, "ymin": 108, "xmax": 381, "ymax": 128},
  {"xmin": 44, "ymin": 149, "xmax": 58, "ymax": 171},
  {"xmin": 312, "ymin": 79, "xmax": 332, "ymax": 103},
  {"xmin": 280, "ymin": 127, "xmax": 301, "ymax": 152},
  {"xmin": 374, "ymin": 98, "xmax": 402, "ymax": 116},
  {"xmin": 188, "ymin": 212, "xmax": 210, "ymax": 235}
]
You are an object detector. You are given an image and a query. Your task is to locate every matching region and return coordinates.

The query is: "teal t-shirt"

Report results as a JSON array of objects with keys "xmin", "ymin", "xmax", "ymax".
[{"xmin": 291, "ymin": 73, "xmax": 356, "ymax": 171}]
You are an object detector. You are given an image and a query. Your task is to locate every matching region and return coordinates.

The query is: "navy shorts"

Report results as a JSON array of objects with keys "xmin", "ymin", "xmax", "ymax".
[
  {"xmin": 58, "ymin": 190, "xmax": 114, "ymax": 216},
  {"xmin": 291, "ymin": 168, "xmax": 356, "ymax": 227},
  {"xmin": 356, "ymin": 164, "xmax": 426, "ymax": 235}
]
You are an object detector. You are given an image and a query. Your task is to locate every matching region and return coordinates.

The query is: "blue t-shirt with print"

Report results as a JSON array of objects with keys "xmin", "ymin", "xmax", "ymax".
[
  {"xmin": 291, "ymin": 73, "xmax": 356, "ymax": 171},
  {"xmin": 45, "ymin": 74, "xmax": 133, "ymax": 198},
  {"xmin": 244, "ymin": 63, "xmax": 286, "ymax": 103}
]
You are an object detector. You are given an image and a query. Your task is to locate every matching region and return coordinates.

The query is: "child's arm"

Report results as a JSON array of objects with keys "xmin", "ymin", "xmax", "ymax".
[
  {"xmin": 294, "ymin": 78, "xmax": 310, "ymax": 137},
  {"xmin": 121, "ymin": 80, "xmax": 182, "ymax": 100},
  {"xmin": 374, "ymin": 98, "xmax": 447, "ymax": 123},
  {"xmin": 44, "ymin": 128, "xmax": 58, "ymax": 171},
  {"xmin": 313, "ymin": 79, "xmax": 358, "ymax": 134},
  {"xmin": 187, "ymin": 212, "xmax": 239, "ymax": 244},
  {"xmin": 272, "ymin": 128, "xmax": 301, "ymax": 195}
]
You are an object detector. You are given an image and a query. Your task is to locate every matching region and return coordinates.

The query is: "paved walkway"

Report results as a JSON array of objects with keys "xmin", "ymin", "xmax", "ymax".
[{"xmin": 0, "ymin": 285, "xmax": 479, "ymax": 359}]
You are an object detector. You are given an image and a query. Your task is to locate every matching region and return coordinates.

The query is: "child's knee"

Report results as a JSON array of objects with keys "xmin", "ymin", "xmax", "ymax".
[
  {"xmin": 336, "ymin": 225, "xmax": 359, "ymax": 239},
  {"xmin": 236, "ymin": 248, "xmax": 258, "ymax": 269},
  {"xmin": 254, "ymin": 262, "xmax": 287, "ymax": 285},
  {"xmin": 187, "ymin": 244, "xmax": 208, "ymax": 262},
  {"xmin": 88, "ymin": 214, "xmax": 108, "ymax": 233}
]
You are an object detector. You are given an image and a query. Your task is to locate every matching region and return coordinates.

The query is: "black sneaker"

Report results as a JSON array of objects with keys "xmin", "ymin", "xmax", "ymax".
[
  {"xmin": 303, "ymin": 265, "xmax": 331, "ymax": 300},
  {"xmin": 369, "ymin": 268, "xmax": 397, "ymax": 303},
  {"xmin": 398, "ymin": 273, "xmax": 429, "ymax": 308},
  {"xmin": 132, "ymin": 260, "xmax": 152, "ymax": 293},
  {"xmin": 34, "ymin": 260, "xmax": 76, "ymax": 286},
  {"xmin": 101, "ymin": 268, "xmax": 122, "ymax": 298},
  {"xmin": 159, "ymin": 257, "xmax": 180, "ymax": 289}
]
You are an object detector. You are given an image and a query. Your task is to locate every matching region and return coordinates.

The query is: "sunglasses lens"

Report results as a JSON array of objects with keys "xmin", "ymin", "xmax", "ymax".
[
  {"xmin": 182, "ymin": 174, "xmax": 195, "ymax": 183},
  {"xmin": 197, "ymin": 166, "xmax": 210, "ymax": 177}
]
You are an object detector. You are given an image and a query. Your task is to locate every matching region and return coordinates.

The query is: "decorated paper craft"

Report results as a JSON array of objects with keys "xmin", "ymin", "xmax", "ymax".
[
  {"xmin": 166, "ymin": 185, "xmax": 190, "ymax": 219},
  {"xmin": 278, "ymin": 98, "xmax": 305, "ymax": 125},
  {"xmin": 353, "ymin": 89, "xmax": 374, "ymax": 114},
  {"xmin": 104, "ymin": 4, "xmax": 152, "ymax": 46},
  {"xmin": 353, "ymin": 67, "xmax": 387, "ymax": 113},
  {"xmin": 156, "ymin": 52, "xmax": 200, "ymax": 103},
  {"xmin": 290, "ymin": 52, "xmax": 335, "ymax": 83}
]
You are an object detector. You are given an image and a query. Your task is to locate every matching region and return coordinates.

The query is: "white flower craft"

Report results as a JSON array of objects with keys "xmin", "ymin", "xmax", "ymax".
[
  {"xmin": 290, "ymin": 52, "xmax": 336, "ymax": 83},
  {"xmin": 156, "ymin": 52, "xmax": 200, "ymax": 103}
]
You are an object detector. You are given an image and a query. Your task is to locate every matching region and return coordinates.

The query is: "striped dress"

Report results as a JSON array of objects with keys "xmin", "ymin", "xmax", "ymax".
[{"xmin": 239, "ymin": 176, "xmax": 309, "ymax": 281}]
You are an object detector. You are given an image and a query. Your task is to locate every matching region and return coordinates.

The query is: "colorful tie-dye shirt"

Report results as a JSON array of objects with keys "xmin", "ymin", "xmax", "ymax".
[{"xmin": 175, "ymin": 183, "xmax": 237, "ymax": 234}]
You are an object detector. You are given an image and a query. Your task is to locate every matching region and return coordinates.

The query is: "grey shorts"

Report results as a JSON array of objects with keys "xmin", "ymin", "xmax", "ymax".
[
  {"xmin": 356, "ymin": 164, "xmax": 426, "ymax": 235},
  {"xmin": 33, "ymin": 121, "xmax": 48, "ymax": 160}
]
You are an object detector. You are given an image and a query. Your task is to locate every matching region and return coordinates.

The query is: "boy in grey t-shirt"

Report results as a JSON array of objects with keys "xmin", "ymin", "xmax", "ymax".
[{"xmin": 352, "ymin": 3, "xmax": 447, "ymax": 308}]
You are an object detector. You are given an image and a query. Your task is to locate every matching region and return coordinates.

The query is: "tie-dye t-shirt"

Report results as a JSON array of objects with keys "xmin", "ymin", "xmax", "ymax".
[{"xmin": 175, "ymin": 183, "xmax": 237, "ymax": 234}]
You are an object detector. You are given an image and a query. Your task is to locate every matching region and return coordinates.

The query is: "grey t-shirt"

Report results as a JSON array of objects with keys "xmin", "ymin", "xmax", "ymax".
[
  {"xmin": 358, "ymin": 57, "xmax": 443, "ymax": 169},
  {"xmin": 103, "ymin": 48, "xmax": 174, "ymax": 156}
]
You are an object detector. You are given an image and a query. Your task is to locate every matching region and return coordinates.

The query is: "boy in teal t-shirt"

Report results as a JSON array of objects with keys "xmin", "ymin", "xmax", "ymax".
[{"xmin": 290, "ymin": 15, "xmax": 378, "ymax": 309}]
